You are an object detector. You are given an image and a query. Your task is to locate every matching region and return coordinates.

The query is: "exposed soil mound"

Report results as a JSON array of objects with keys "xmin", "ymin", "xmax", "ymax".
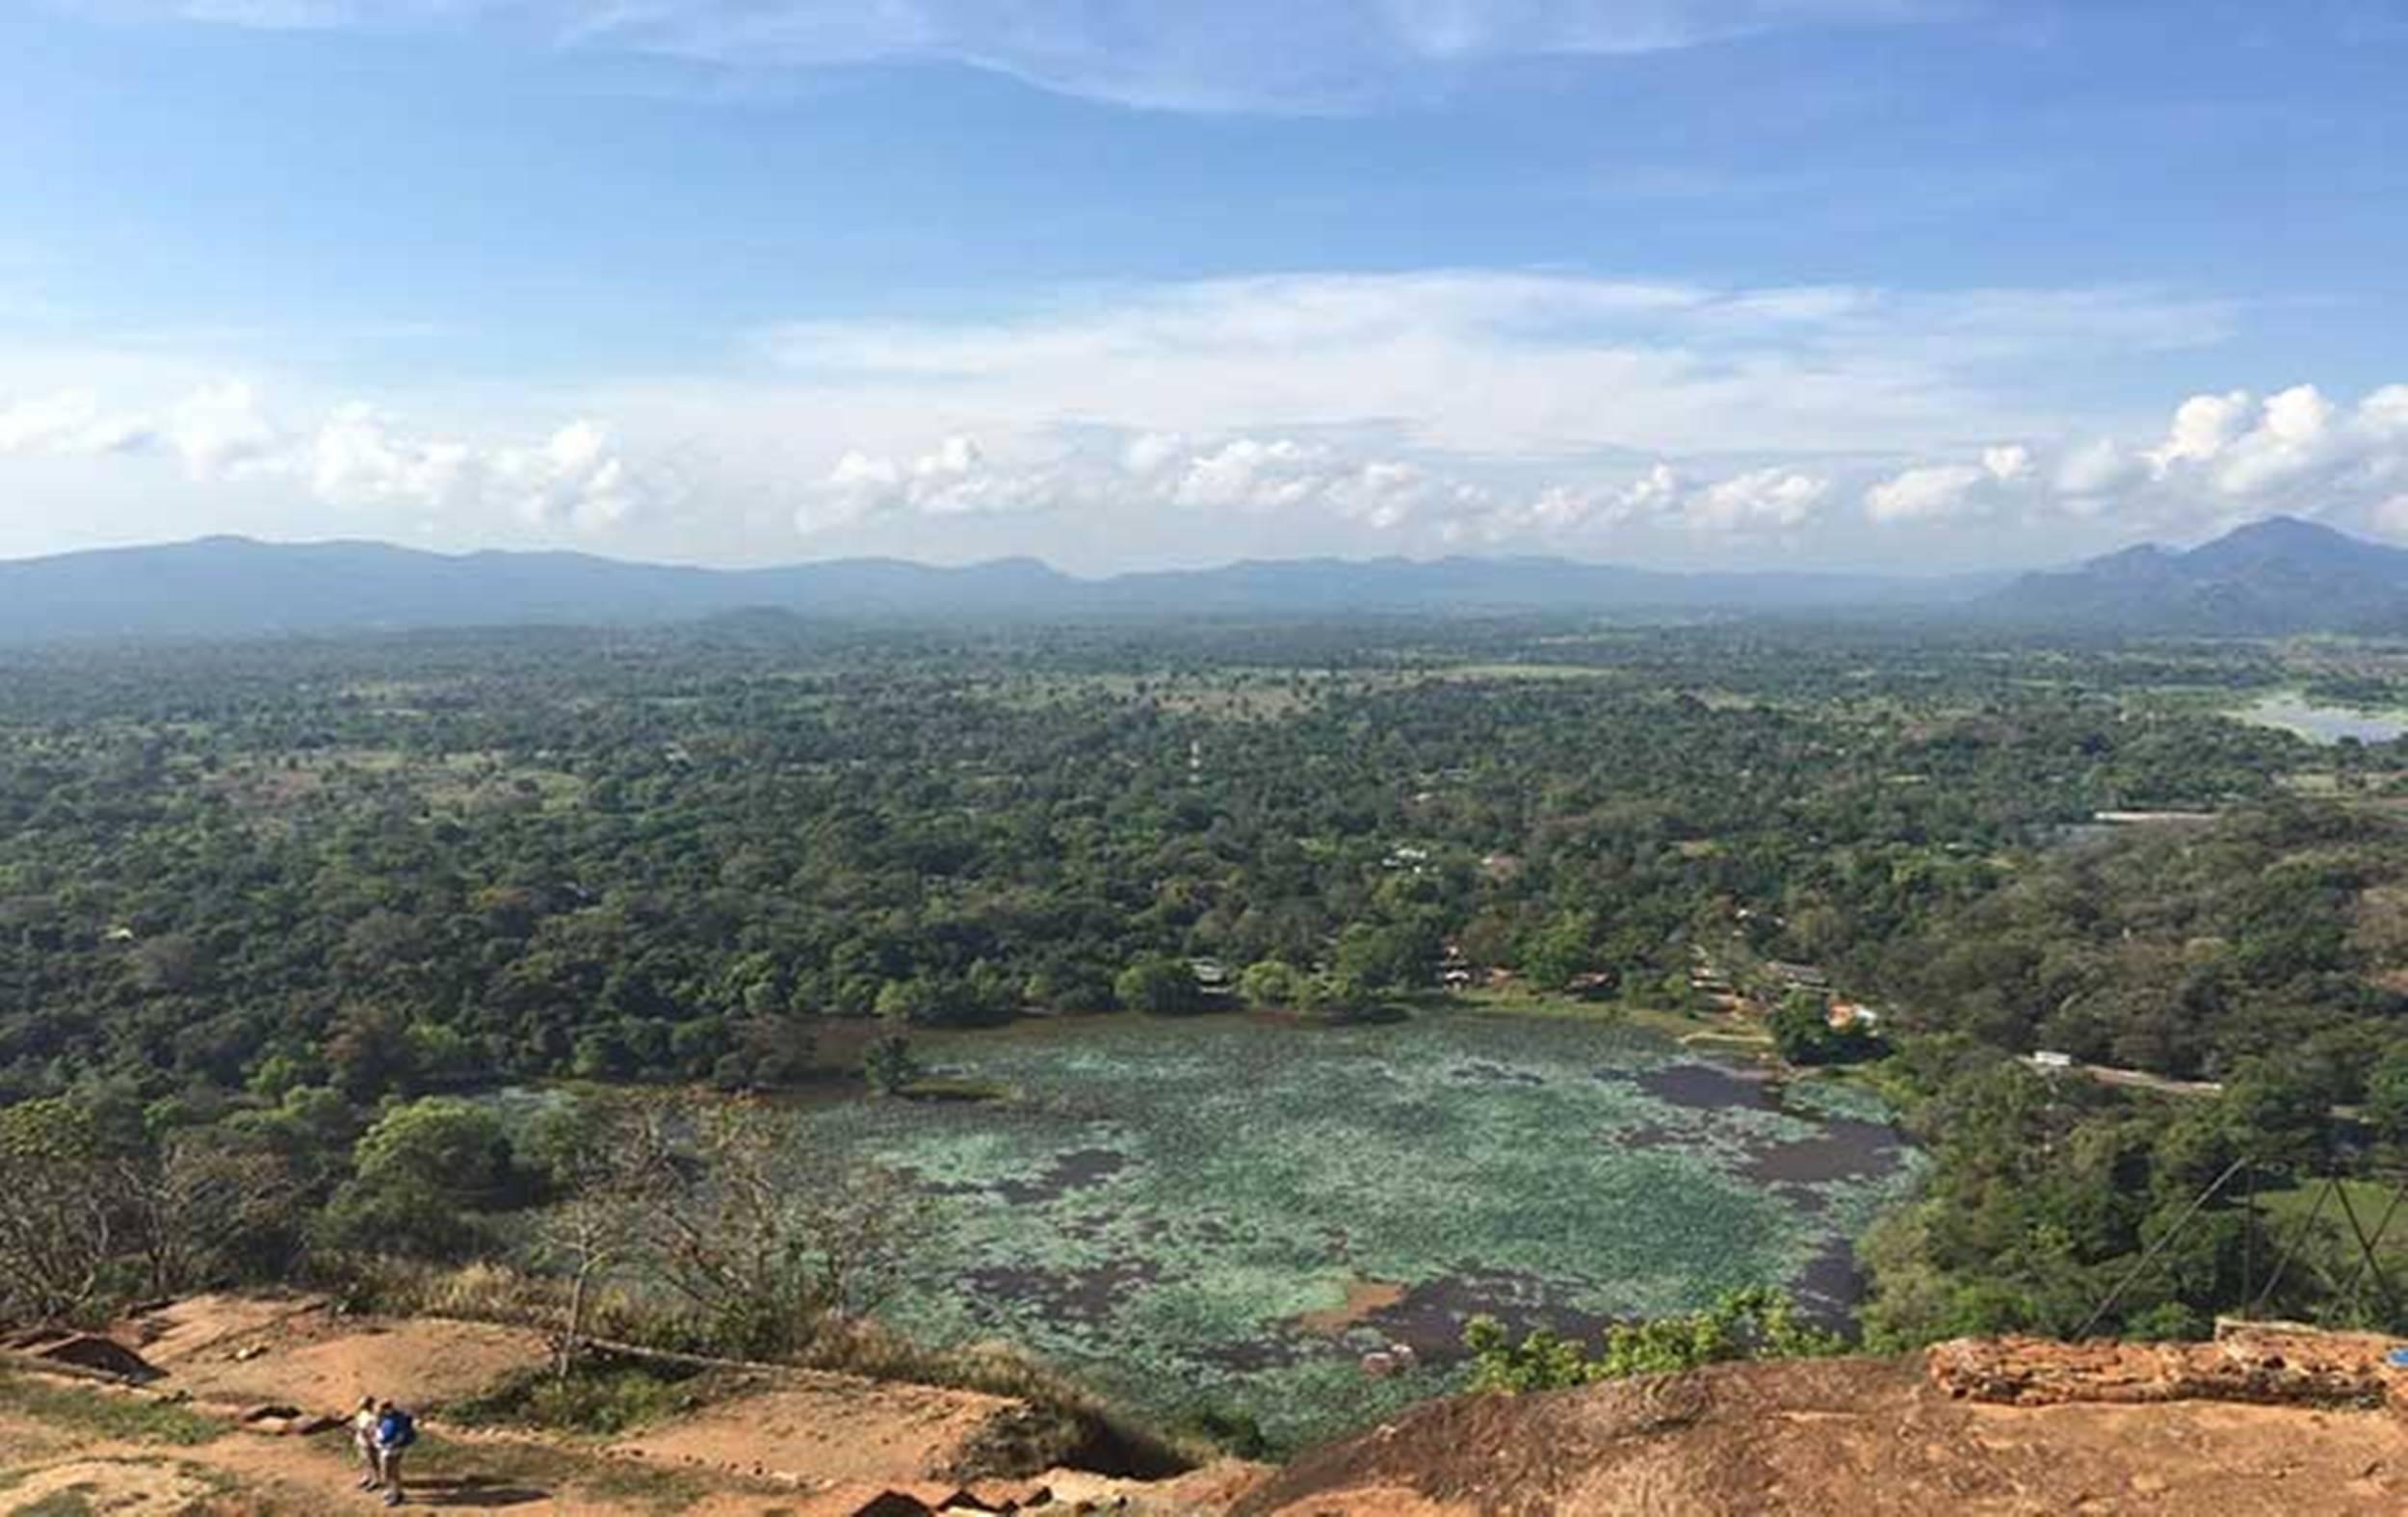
[
  {"xmin": 1244, "ymin": 1350, "xmax": 2408, "ymax": 1515},
  {"xmin": 123, "ymin": 1292, "xmax": 328, "ymax": 1366},
  {"xmin": 2, "ymin": 1330, "xmax": 162, "ymax": 1383},
  {"xmin": 616, "ymin": 1374, "xmax": 1038, "ymax": 1486},
  {"xmin": 135, "ymin": 1300, "xmax": 547, "ymax": 1413}
]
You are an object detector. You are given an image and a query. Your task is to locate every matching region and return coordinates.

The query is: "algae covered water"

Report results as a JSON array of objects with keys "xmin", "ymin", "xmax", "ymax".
[{"xmin": 798, "ymin": 1011, "xmax": 1924, "ymax": 1447}]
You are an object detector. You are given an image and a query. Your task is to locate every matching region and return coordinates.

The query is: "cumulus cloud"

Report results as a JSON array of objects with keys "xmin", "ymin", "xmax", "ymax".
[
  {"xmin": 74, "ymin": 0, "xmax": 1953, "ymax": 111},
  {"xmin": 0, "ymin": 379, "xmax": 647, "ymax": 534},
  {"xmin": 1162, "ymin": 437, "xmax": 1486, "ymax": 526},
  {"xmin": 1862, "ymin": 445, "xmax": 2029, "ymax": 524},
  {"xmin": 2053, "ymin": 438, "xmax": 2142, "ymax": 500},
  {"xmin": 808, "ymin": 432, "xmax": 1498, "ymax": 536},
  {"xmin": 162, "ymin": 380, "xmax": 283, "ymax": 480},
  {"xmin": 1683, "ymin": 468, "xmax": 1829, "ymax": 533},
  {"xmin": 1862, "ymin": 383, "xmax": 2408, "ymax": 536},
  {"xmin": 1864, "ymin": 463, "xmax": 1990, "ymax": 524},
  {"xmin": 487, "ymin": 419, "xmax": 641, "ymax": 529},
  {"xmin": 814, "ymin": 378, "xmax": 2408, "ymax": 552},
  {"xmin": 804, "ymin": 427, "xmax": 1845, "ymax": 548},
  {"xmin": 15, "ymin": 313, "xmax": 2408, "ymax": 565},
  {"xmin": 818, "ymin": 433, "xmax": 1065, "ymax": 526}
]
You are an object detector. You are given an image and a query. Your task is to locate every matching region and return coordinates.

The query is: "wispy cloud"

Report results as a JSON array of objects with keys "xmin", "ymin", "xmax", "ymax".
[
  {"xmin": 58, "ymin": 0, "xmax": 1962, "ymax": 110},
  {"xmin": 751, "ymin": 270, "xmax": 2235, "ymax": 460}
]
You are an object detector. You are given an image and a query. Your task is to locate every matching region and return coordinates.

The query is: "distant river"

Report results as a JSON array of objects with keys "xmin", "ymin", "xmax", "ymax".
[{"xmin": 2233, "ymin": 692, "xmax": 2408, "ymax": 745}]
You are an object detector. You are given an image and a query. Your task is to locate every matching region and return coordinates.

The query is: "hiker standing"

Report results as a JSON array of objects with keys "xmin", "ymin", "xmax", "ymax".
[
  {"xmin": 350, "ymin": 1396, "xmax": 380, "ymax": 1489},
  {"xmin": 372, "ymin": 1399, "xmax": 416, "ymax": 1506}
]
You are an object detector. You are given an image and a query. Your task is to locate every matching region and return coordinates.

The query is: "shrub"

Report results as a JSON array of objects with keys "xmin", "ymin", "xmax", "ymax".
[{"xmin": 1464, "ymin": 1288, "xmax": 1844, "ymax": 1393}]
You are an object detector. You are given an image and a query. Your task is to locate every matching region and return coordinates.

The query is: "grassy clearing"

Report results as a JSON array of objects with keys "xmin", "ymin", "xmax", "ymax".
[
  {"xmin": 0, "ymin": 1374, "xmax": 222, "ymax": 1448},
  {"xmin": 2255, "ymin": 1178, "xmax": 2408, "ymax": 1268},
  {"xmin": 1449, "ymin": 987, "xmax": 1769, "ymax": 1048},
  {"xmin": 1447, "ymin": 986, "xmax": 1631, "ymax": 1023}
]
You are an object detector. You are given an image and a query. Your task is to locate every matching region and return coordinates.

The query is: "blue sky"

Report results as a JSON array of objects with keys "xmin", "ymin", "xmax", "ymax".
[{"xmin": 2, "ymin": 1, "xmax": 2405, "ymax": 571}]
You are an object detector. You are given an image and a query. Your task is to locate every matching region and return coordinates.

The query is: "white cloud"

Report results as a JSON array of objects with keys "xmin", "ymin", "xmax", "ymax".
[
  {"xmin": 8, "ymin": 266, "xmax": 2405, "ymax": 568},
  {"xmin": 810, "ymin": 431, "xmax": 1490, "ymax": 536},
  {"xmin": 1862, "ymin": 382, "xmax": 2408, "ymax": 537},
  {"xmin": 489, "ymin": 419, "xmax": 641, "ymax": 529},
  {"xmin": 2364, "ymin": 384, "xmax": 2408, "ymax": 441},
  {"xmin": 1980, "ymin": 443, "xmax": 2031, "ymax": 482},
  {"xmin": 0, "ymin": 389, "xmax": 150, "ymax": 457},
  {"xmin": 308, "ymin": 403, "xmax": 473, "ymax": 507},
  {"xmin": 817, "ymin": 432, "xmax": 1070, "ymax": 528},
  {"xmin": 1862, "ymin": 443, "xmax": 2032, "ymax": 523},
  {"xmin": 2145, "ymin": 389, "xmax": 2253, "ymax": 476},
  {"xmin": 606, "ymin": 363, "xmax": 2408, "ymax": 556},
  {"xmin": 1683, "ymin": 467, "xmax": 1829, "ymax": 533},
  {"xmin": 73, "ymin": 0, "xmax": 1954, "ymax": 112},
  {"xmin": 0, "ymin": 378, "xmax": 647, "ymax": 535},
  {"xmin": 162, "ymin": 380, "xmax": 283, "ymax": 480},
  {"xmin": 751, "ymin": 271, "xmax": 2228, "ymax": 465},
  {"xmin": 2142, "ymin": 383, "xmax": 2408, "ymax": 509},
  {"xmin": 1465, "ymin": 461, "xmax": 1832, "ymax": 540},
  {"xmin": 803, "ymin": 428, "xmax": 1837, "ymax": 545},
  {"xmin": 2054, "ymin": 438, "xmax": 2141, "ymax": 499},
  {"xmin": 1865, "ymin": 462, "xmax": 1989, "ymax": 524}
]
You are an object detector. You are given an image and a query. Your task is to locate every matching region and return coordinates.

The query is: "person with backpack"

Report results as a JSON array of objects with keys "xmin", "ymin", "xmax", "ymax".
[
  {"xmin": 372, "ymin": 1399, "xmax": 416, "ymax": 1506},
  {"xmin": 350, "ymin": 1396, "xmax": 380, "ymax": 1489}
]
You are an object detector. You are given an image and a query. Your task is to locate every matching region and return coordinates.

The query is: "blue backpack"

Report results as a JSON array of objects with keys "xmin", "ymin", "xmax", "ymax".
[{"xmin": 379, "ymin": 1409, "xmax": 417, "ymax": 1450}]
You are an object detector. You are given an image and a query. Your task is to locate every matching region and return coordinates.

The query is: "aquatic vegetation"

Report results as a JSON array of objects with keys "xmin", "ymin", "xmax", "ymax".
[{"xmin": 797, "ymin": 1012, "xmax": 1924, "ymax": 1448}]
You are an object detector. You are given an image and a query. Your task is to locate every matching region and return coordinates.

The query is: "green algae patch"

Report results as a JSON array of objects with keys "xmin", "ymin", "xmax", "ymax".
[{"xmin": 798, "ymin": 1012, "xmax": 1923, "ymax": 1450}]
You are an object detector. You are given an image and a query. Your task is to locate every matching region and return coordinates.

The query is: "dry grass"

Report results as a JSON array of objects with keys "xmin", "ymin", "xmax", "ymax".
[{"xmin": 0, "ymin": 1373, "xmax": 225, "ymax": 1447}]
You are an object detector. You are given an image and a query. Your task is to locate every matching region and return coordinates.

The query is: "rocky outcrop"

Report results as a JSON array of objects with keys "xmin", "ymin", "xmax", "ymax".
[{"xmin": 1929, "ymin": 1321, "xmax": 2408, "ymax": 1409}]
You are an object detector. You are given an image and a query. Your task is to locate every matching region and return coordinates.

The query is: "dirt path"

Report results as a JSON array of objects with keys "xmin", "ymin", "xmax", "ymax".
[
  {"xmin": 0, "ymin": 1403, "xmax": 736, "ymax": 1514},
  {"xmin": 8, "ymin": 1292, "xmax": 1233, "ymax": 1513}
]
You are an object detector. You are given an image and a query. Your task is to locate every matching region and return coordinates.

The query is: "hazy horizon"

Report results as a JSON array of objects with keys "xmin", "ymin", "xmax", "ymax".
[
  {"xmin": 4, "ymin": 3, "xmax": 2405, "ymax": 573},
  {"xmin": 0, "ymin": 523, "xmax": 2102, "ymax": 579}
]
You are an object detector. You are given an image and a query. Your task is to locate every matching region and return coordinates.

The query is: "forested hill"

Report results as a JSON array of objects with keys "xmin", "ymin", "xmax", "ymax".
[
  {"xmin": 0, "ymin": 535, "xmax": 2000, "ymax": 642},
  {"xmin": 1991, "ymin": 516, "xmax": 2408, "ymax": 634}
]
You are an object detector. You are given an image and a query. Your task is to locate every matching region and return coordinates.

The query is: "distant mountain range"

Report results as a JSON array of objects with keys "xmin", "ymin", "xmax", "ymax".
[
  {"xmin": 0, "ymin": 516, "xmax": 2401, "ymax": 643},
  {"xmin": 0, "ymin": 534, "xmax": 2000, "ymax": 643}
]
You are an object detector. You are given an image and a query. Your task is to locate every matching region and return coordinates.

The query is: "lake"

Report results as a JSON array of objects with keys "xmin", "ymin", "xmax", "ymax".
[
  {"xmin": 798, "ymin": 1010, "xmax": 1923, "ymax": 1448},
  {"xmin": 2235, "ymin": 692, "xmax": 2408, "ymax": 745}
]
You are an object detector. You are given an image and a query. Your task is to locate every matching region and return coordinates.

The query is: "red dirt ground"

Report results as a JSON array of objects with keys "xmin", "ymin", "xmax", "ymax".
[{"xmin": 1243, "ymin": 1349, "xmax": 2408, "ymax": 1515}]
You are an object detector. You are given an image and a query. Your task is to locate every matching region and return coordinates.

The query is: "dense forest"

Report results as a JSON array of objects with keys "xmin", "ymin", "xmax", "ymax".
[{"xmin": 5, "ymin": 615, "xmax": 2407, "ymax": 1386}]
